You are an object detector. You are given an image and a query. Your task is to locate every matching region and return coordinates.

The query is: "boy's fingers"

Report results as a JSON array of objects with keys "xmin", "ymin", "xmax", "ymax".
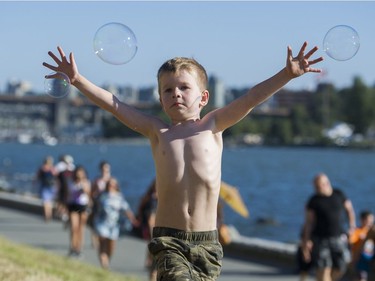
[
  {"xmin": 42, "ymin": 62, "xmax": 58, "ymax": 72},
  {"xmin": 48, "ymin": 51, "xmax": 61, "ymax": 65},
  {"xmin": 287, "ymin": 46, "xmax": 293, "ymax": 58},
  {"xmin": 57, "ymin": 46, "xmax": 67, "ymax": 60},
  {"xmin": 308, "ymin": 67, "xmax": 322, "ymax": 73},
  {"xmin": 69, "ymin": 52, "xmax": 76, "ymax": 66},
  {"xmin": 309, "ymin": 57, "xmax": 324, "ymax": 65},
  {"xmin": 44, "ymin": 72, "xmax": 59, "ymax": 79},
  {"xmin": 304, "ymin": 46, "xmax": 319, "ymax": 60},
  {"xmin": 297, "ymin": 41, "xmax": 308, "ymax": 58}
]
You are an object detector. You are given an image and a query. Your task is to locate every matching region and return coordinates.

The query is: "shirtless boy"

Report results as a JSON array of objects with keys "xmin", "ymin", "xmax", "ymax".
[{"xmin": 43, "ymin": 41, "xmax": 323, "ymax": 280}]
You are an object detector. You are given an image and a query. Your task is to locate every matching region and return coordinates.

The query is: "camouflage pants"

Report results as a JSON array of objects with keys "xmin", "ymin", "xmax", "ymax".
[{"xmin": 148, "ymin": 227, "xmax": 223, "ymax": 281}]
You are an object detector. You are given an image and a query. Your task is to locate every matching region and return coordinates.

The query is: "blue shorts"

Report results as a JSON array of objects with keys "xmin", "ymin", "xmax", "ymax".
[{"xmin": 40, "ymin": 187, "xmax": 56, "ymax": 202}]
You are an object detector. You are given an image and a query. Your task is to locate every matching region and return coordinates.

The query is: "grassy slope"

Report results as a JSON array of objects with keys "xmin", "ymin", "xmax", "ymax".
[{"xmin": 0, "ymin": 236, "xmax": 139, "ymax": 281}]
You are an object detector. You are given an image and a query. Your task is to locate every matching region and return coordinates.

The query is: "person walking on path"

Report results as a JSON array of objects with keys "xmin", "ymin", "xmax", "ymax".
[
  {"xmin": 89, "ymin": 160, "xmax": 112, "ymax": 249},
  {"xmin": 44, "ymin": 41, "xmax": 323, "ymax": 280},
  {"xmin": 91, "ymin": 161, "xmax": 112, "ymax": 201},
  {"xmin": 54, "ymin": 154, "xmax": 75, "ymax": 226},
  {"xmin": 36, "ymin": 155, "xmax": 57, "ymax": 222},
  {"xmin": 93, "ymin": 177, "xmax": 139, "ymax": 269},
  {"xmin": 66, "ymin": 165, "xmax": 91, "ymax": 258},
  {"xmin": 302, "ymin": 173, "xmax": 356, "ymax": 281}
]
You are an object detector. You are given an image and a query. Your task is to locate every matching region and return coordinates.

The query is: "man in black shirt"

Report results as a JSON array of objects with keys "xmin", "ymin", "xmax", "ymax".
[{"xmin": 302, "ymin": 173, "xmax": 356, "ymax": 281}]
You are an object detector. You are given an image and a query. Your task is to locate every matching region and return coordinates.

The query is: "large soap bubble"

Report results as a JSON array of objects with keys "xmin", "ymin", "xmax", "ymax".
[
  {"xmin": 93, "ymin": 22, "xmax": 138, "ymax": 65},
  {"xmin": 44, "ymin": 72, "xmax": 71, "ymax": 98},
  {"xmin": 323, "ymin": 25, "xmax": 360, "ymax": 61}
]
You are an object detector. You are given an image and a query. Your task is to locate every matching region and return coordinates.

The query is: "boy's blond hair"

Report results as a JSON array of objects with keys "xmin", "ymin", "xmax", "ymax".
[{"xmin": 157, "ymin": 57, "xmax": 208, "ymax": 93}]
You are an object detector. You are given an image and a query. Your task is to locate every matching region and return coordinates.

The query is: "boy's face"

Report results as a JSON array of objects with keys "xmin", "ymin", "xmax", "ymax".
[{"xmin": 159, "ymin": 70, "xmax": 208, "ymax": 122}]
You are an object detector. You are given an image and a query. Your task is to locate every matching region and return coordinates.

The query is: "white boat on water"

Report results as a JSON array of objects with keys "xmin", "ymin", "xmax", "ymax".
[{"xmin": 17, "ymin": 133, "xmax": 33, "ymax": 144}]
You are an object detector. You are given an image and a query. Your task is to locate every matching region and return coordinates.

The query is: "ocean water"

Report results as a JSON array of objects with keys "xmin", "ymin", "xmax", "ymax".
[{"xmin": 1, "ymin": 141, "xmax": 374, "ymax": 243}]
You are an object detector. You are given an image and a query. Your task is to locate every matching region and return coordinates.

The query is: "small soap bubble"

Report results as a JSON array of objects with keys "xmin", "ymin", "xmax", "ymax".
[
  {"xmin": 44, "ymin": 72, "xmax": 71, "ymax": 98},
  {"xmin": 323, "ymin": 25, "xmax": 360, "ymax": 61},
  {"xmin": 93, "ymin": 22, "xmax": 138, "ymax": 65}
]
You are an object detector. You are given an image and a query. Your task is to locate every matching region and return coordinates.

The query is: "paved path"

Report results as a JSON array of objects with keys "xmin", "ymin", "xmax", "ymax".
[{"xmin": 0, "ymin": 206, "xmax": 312, "ymax": 281}]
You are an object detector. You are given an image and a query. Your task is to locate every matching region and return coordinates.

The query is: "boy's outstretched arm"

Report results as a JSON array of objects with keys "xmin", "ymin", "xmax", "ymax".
[
  {"xmin": 212, "ymin": 41, "xmax": 323, "ymax": 132},
  {"xmin": 43, "ymin": 46, "xmax": 157, "ymax": 138}
]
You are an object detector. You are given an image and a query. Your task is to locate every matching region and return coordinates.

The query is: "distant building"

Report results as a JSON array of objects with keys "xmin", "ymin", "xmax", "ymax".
[
  {"xmin": 208, "ymin": 75, "xmax": 226, "ymax": 108},
  {"xmin": 0, "ymin": 95, "xmax": 55, "ymax": 143},
  {"xmin": 6, "ymin": 79, "xmax": 32, "ymax": 97},
  {"xmin": 226, "ymin": 86, "xmax": 275, "ymax": 114},
  {"xmin": 273, "ymin": 88, "xmax": 314, "ymax": 111},
  {"xmin": 119, "ymin": 85, "xmax": 138, "ymax": 104},
  {"xmin": 138, "ymin": 86, "xmax": 159, "ymax": 105}
]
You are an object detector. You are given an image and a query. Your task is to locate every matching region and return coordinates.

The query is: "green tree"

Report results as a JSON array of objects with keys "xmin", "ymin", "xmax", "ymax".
[
  {"xmin": 340, "ymin": 77, "xmax": 374, "ymax": 134},
  {"xmin": 290, "ymin": 105, "xmax": 310, "ymax": 136},
  {"xmin": 311, "ymin": 83, "xmax": 339, "ymax": 128},
  {"xmin": 266, "ymin": 118, "xmax": 293, "ymax": 145},
  {"xmin": 225, "ymin": 117, "xmax": 257, "ymax": 137}
]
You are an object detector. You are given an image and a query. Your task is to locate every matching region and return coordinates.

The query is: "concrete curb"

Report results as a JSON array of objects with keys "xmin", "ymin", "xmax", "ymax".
[
  {"xmin": 0, "ymin": 191, "xmax": 44, "ymax": 216},
  {"xmin": 0, "ymin": 191, "xmax": 298, "ymax": 268},
  {"xmin": 224, "ymin": 226, "xmax": 297, "ymax": 268}
]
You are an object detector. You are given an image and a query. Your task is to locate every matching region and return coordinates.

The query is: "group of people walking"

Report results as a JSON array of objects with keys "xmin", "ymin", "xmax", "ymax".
[{"xmin": 35, "ymin": 155, "xmax": 155, "ymax": 272}]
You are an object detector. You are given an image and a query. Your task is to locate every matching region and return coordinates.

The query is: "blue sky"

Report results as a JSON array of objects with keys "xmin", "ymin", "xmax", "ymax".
[{"xmin": 0, "ymin": 1, "xmax": 374, "ymax": 93}]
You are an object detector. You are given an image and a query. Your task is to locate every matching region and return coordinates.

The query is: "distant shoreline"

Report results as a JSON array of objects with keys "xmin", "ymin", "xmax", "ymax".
[{"xmin": 3, "ymin": 136, "xmax": 375, "ymax": 151}]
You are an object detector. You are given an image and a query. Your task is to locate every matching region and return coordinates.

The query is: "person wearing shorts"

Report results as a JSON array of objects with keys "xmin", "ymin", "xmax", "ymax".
[
  {"xmin": 302, "ymin": 173, "xmax": 356, "ymax": 281},
  {"xmin": 93, "ymin": 177, "xmax": 138, "ymax": 269},
  {"xmin": 37, "ymin": 156, "xmax": 57, "ymax": 222},
  {"xmin": 148, "ymin": 227, "xmax": 223, "ymax": 281},
  {"xmin": 66, "ymin": 165, "xmax": 91, "ymax": 258},
  {"xmin": 311, "ymin": 236, "xmax": 351, "ymax": 274}
]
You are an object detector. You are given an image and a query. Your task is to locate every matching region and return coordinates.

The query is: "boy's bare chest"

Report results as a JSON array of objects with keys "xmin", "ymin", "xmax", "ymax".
[
  {"xmin": 153, "ymin": 123, "xmax": 222, "ymax": 170},
  {"xmin": 160, "ymin": 128, "xmax": 217, "ymax": 157}
]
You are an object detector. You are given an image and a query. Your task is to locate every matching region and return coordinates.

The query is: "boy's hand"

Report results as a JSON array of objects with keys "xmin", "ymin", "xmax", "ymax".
[
  {"xmin": 286, "ymin": 41, "xmax": 324, "ymax": 78},
  {"xmin": 43, "ymin": 46, "xmax": 79, "ymax": 84}
]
